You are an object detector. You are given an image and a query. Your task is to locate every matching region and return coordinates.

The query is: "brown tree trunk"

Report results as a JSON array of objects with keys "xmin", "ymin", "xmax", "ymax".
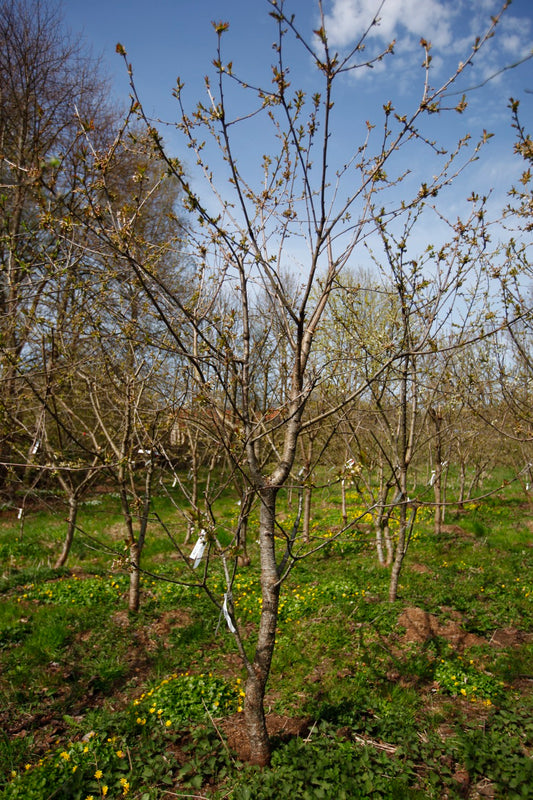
[
  {"xmin": 302, "ymin": 484, "xmax": 312, "ymax": 543},
  {"xmin": 341, "ymin": 478, "xmax": 347, "ymax": 527},
  {"xmin": 243, "ymin": 484, "xmax": 280, "ymax": 766},
  {"xmin": 129, "ymin": 541, "xmax": 141, "ymax": 613},
  {"xmin": 55, "ymin": 493, "xmax": 79, "ymax": 569}
]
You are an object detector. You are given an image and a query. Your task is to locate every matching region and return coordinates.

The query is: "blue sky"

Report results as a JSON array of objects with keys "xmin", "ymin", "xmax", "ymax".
[{"xmin": 62, "ymin": 0, "xmax": 533, "ymax": 261}]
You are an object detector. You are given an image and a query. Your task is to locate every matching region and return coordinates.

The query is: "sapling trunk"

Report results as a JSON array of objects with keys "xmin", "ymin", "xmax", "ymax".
[
  {"xmin": 243, "ymin": 485, "xmax": 280, "ymax": 766},
  {"xmin": 55, "ymin": 493, "xmax": 79, "ymax": 569}
]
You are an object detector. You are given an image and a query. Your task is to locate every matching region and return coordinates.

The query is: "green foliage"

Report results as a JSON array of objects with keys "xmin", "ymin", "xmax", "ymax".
[
  {"xmin": 132, "ymin": 672, "xmax": 244, "ymax": 729},
  {"xmin": 434, "ymin": 655, "xmax": 504, "ymax": 702},
  {"xmin": 1, "ymin": 732, "xmax": 132, "ymax": 800},
  {"xmin": 0, "ymin": 480, "xmax": 532, "ymax": 797},
  {"xmin": 176, "ymin": 727, "xmax": 233, "ymax": 791},
  {"xmin": 15, "ymin": 574, "xmax": 127, "ymax": 607},
  {"xmin": 230, "ymin": 726, "xmax": 413, "ymax": 799},
  {"xmin": 460, "ymin": 703, "xmax": 533, "ymax": 798}
]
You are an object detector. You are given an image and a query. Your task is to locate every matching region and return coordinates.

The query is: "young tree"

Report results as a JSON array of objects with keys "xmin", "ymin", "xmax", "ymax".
[{"xmin": 107, "ymin": 0, "xmax": 514, "ymax": 764}]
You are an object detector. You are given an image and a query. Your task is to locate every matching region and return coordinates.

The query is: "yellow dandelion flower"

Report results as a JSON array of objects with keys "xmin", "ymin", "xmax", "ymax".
[
  {"xmin": 116, "ymin": 749, "xmax": 125, "ymax": 758},
  {"xmin": 102, "ymin": 787, "xmax": 108, "ymax": 797},
  {"xmin": 94, "ymin": 769, "xmax": 103, "ymax": 779}
]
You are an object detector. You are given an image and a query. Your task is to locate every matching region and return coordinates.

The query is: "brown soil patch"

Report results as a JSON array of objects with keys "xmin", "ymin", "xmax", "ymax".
[
  {"xmin": 409, "ymin": 563, "xmax": 433, "ymax": 574},
  {"xmin": 489, "ymin": 627, "xmax": 533, "ymax": 648},
  {"xmin": 439, "ymin": 524, "xmax": 471, "ymax": 538},
  {"xmin": 221, "ymin": 712, "xmax": 311, "ymax": 761},
  {"xmin": 398, "ymin": 606, "xmax": 484, "ymax": 650}
]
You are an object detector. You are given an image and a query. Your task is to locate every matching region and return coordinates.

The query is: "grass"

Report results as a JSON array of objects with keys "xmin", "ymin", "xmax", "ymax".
[{"xmin": 0, "ymin": 470, "xmax": 532, "ymax": 798}]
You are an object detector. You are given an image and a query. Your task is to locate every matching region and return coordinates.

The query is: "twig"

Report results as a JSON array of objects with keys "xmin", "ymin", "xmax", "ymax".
[
  {"xmin": 303, "ymin": 719, "xmax": 318, "ymax": 743},
  {"xmin": 201, "ymin": 700, "xmax": 236, "ymax": 765},
  {"xmin": 352, "ymin": 732, "xmax": 397, "ymax": 754}
]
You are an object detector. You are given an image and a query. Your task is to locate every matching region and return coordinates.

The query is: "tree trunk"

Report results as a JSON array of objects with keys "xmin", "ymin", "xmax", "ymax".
[
  {"xmin": 244, "ymin": 484, "xmax": 280, "ymax": 766},
  {"xmin": 128, "ymin": 541, "xmax": 141, "ymax": 613},
  {"xmin": 302, "ymin": 484, "xmax": 312, "ymax": 543},
  {"xmin": 433, "ymin": 464, "xmax": 443, "ymax": 536},
  {"xmin": 458, "ymin": 461, "xmax": 466, "ymax": 510},
  {"xmin": 55, "ymin": 493, "xmax": 78, "ymax": 569},
  {"xmin": 341, "ymin": 478, "xmax": 347, "ymax": 527},
  {"xmin": 389, "ymin": 502, "xmax": 418, "ymax": 602},
  {"xmin": 375, "ymin": 518, "xmax": 393, "ymax": 567},
  {"xmin": 375, "ymin": 517, "xmax": 386, "ymax": 566}
]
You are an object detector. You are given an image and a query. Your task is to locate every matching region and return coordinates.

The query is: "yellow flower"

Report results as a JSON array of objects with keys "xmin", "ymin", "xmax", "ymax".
[
  {"xmin": 102, "ymin": 788, "xmax": 108, "ymax": 797},
  {"xmin": 116, "ymin": 750, "xmax": 125, "ymax": 758},
  {"xmin": 60, "ymin": 751, "xmax": 70, "ymax": 761},
  {"xmin": 120, "ymin": 777, "xmax": 130, "ymax": 795},
  {"xmin": 165, "ymin": 720, "xmax": 172, "ymax": 727},
  {"xmin": 94, "ymin": 769, "xmax": 103, "ymax": 779}
]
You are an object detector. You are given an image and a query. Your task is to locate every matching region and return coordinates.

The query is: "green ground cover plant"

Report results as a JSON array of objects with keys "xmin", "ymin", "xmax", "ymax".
[{"xmin": 0, "ymin": 474, "xmax": 532, "ymax": 798}]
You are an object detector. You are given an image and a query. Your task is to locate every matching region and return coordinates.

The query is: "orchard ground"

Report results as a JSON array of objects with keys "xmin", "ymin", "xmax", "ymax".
[{"xmin": 0, "ymin": 470, "xmax": 532, "ymax": 799}]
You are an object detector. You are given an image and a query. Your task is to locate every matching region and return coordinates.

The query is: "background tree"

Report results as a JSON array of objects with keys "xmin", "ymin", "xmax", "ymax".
[{"xmin": 0, "ymin": 0, "xmax": 117, "ymax": 495}]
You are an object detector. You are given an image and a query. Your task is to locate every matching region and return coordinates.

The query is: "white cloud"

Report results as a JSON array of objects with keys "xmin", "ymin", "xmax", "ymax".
[
  {"xmin": 321, "ymin": 0, "xmax": 532, "ymax": 92},
  {"xmin": 499, "ymin": 14, "xmax": 532, "ymax": 58},
  {"xmin": 323, "ymin": 0, "xmax": 456, "ymax": 50}
]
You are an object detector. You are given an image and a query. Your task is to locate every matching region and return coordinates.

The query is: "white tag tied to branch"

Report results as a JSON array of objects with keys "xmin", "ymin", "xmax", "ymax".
[
  {"xmin": 189, "ymin": 529, "xmax": 207, "ymax": 568},
  {"xmin": 222, "ymin": 593, "xmax": 236, "ymax": 633}
]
